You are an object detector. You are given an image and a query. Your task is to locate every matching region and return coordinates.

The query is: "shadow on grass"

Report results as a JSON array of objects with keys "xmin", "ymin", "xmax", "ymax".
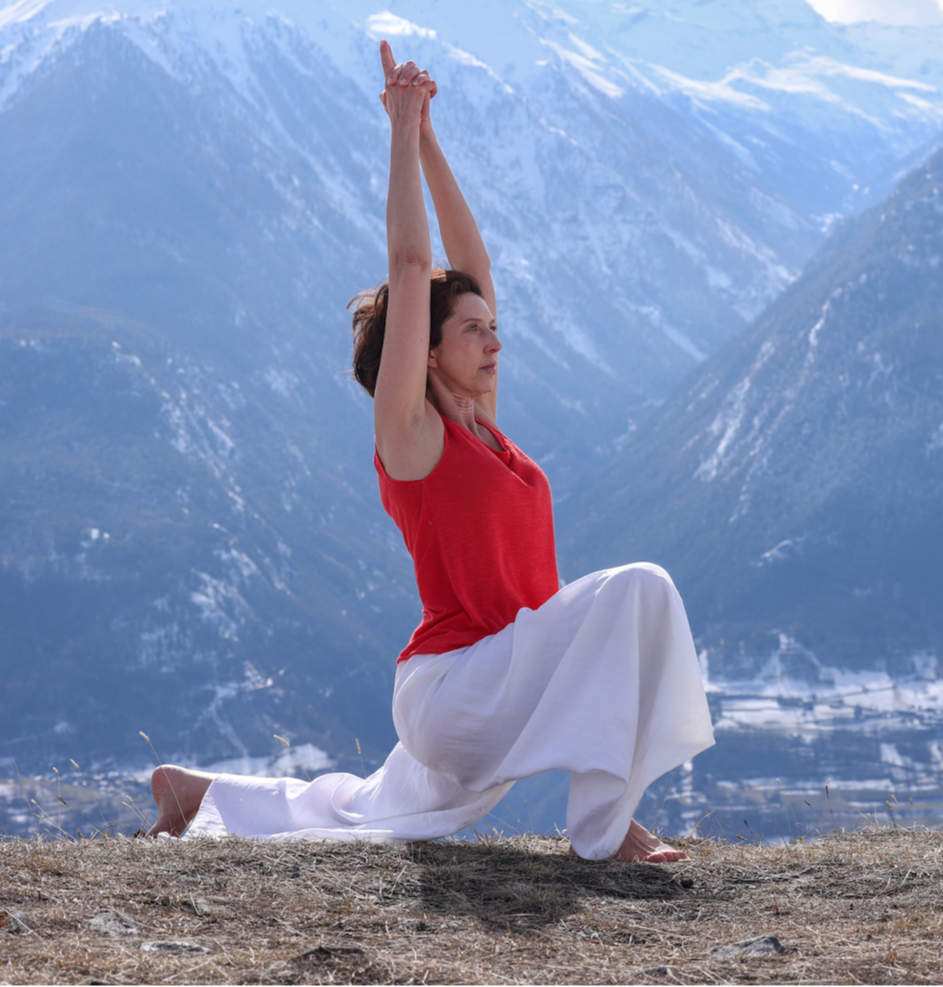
[{"xmin": 406, "ymin": 836, "xmax": 690, "ymax": 935}]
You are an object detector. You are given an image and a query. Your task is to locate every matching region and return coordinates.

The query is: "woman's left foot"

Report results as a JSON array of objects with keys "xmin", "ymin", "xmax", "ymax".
[
  {"xmin": 146, "ymin": 765, "xmax": 215, "ymax": 837},
  {"xmin": 569, "ymin": 818, "xmax": 688, "ymax": 863}
]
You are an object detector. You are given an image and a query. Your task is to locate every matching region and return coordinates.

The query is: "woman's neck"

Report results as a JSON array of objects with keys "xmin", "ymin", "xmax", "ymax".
[
  {"xmin": 426, "ymin": 373, "xmax": 476, "ymax": 419},
  {"xmin": 428, "ymin": 388, "xmax": 496, "ymax": 446}
]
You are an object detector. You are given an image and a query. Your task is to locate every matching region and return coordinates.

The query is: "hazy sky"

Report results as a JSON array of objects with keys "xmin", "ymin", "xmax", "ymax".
[{"xmin": 806, "ymin": 0, "xmax": 943, "ymax": 25}]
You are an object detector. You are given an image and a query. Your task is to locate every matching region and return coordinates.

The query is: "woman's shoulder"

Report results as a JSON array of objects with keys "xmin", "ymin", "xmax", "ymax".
[{"xmin": 374, "ymin": 399, "xmax": 446, "ymax": 483}]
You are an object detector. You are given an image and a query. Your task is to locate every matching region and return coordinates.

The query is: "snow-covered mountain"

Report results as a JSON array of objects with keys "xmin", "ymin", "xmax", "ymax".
[
  {"xmin": 0, "ymin": 0, "xmax": 831, "ymax": 466},
  {"xmin": 3, "ymin": 0, "xmax": 942, "ymax": 403},
  {"xmin": 562, "ymin": 144, "xmax": 943, "ymax": 676},
  {"xmin": 1, "ymin": 0, "xmax": 941, "ymax": 807}
]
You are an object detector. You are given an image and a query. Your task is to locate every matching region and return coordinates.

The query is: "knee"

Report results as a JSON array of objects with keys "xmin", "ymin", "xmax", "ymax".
[
  {"xmin": 608, "ymin": 561, "xmax": 676, "ymax": 595},
  {"xmin": 601, "ymin": 564, "xmax": 684, "ymax": 623}
]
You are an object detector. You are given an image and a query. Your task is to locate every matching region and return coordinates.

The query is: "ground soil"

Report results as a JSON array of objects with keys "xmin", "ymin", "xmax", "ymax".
[{"xmin": 1, "ymin": 827, "xmax": 941, "ymax": 985}]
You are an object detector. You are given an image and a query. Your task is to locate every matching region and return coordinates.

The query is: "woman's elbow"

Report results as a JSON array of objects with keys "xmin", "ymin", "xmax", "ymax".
[{"xmin": 389, "ymin": 248, "xmax": 432, "ymax": 274}]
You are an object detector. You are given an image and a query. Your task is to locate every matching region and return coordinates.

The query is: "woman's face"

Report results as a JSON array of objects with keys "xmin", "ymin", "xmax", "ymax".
[{"xmin": 428, "ymin": 292, "xmax": 500, "ymax": 398}]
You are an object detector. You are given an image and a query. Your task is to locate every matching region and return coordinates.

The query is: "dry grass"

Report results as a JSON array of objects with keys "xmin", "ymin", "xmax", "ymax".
[{"xmin": 1, "ymin": 827, "xmax": 941, "ymax": 985}]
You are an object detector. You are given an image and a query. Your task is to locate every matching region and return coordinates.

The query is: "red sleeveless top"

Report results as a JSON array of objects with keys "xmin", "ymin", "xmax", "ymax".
[{"xmin": 376, "ymin": 415, "xmax": 559, "ymax": 662}]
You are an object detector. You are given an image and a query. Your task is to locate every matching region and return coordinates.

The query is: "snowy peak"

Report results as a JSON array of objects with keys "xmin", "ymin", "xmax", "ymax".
[
  {"xmin": 4, "ymin": 0, "xmax": 943, "ymax": 117},
  {"xmin": 3, "ymin": 0, "xmax": 941, "ymax": 224}
]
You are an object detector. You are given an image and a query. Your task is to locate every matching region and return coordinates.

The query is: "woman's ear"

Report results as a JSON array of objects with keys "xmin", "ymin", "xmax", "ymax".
[{"xmin": 427, "ymin": 349, "xmax": 438, "ymax": 368}]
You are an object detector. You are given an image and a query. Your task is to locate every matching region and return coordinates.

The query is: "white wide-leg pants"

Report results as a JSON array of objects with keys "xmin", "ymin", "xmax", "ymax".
[{"xmin": 185, "ymin": 564, "xmax": 715, "ymax": 859}]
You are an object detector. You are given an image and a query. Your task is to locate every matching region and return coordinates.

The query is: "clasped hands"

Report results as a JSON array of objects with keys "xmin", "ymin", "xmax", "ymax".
[{"xmin": 379, "ymin": 39, "xmax": 437, "ymax": 130}]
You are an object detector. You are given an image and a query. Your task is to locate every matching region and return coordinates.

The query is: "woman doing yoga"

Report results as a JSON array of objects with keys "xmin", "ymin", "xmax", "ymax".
[{"xmin": 147, "ymin": 42, "xmax": 714, "ymax": 861}]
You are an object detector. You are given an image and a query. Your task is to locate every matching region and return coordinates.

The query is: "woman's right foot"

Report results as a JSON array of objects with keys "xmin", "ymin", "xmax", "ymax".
[
  {"xmin": 146, "ymin": 765, "xmax": 215, "ymax": 837},
  {"xmin": 568, "ymin": 818, "xmax": 688, "ymax": 862},
  {"xmin": 612, "ymin": 819, "xmax": 687, "ymax": 863}
]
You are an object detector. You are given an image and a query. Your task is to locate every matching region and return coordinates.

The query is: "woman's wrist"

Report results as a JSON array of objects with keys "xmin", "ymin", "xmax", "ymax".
[
  {"xmin": 386, "ymin": 99, "xmax": 424, "ymax": 138},
  {"xmin": 390, "ymin": 117, "xmax": 422, "ymax": 149}
]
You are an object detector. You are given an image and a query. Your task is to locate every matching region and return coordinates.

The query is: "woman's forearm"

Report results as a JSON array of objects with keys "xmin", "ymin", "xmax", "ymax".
[
  {"xmin": 420, "ymin": 129, "xmax": 493, "ymax": 302},
  {"xmin": 388, "ymin": 123, "xmax": 432, "ymax": 272},
  {"xmin": 420, "ymin": 127, "xmax": 498, "ymax": 422}
]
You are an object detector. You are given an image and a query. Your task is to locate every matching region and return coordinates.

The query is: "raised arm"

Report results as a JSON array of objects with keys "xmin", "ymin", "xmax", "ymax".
[
  {"xmin": 372, "ymin": 41, "xmax": 444, "ymax": 481},
  {"xmin": 419, "ymin": 110, "xmax": 499, "ymax": 423}
]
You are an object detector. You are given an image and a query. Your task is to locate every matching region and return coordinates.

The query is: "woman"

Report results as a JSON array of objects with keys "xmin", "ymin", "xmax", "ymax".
[{"xmin": 147, "ymin": 42, "xmax": 714, "ymax": 862}]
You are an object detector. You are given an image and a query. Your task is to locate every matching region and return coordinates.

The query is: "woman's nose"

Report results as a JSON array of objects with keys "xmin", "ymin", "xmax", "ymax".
[{"xmin": 487, "ymin": 330, "xmax": 502, "ymax": 353}]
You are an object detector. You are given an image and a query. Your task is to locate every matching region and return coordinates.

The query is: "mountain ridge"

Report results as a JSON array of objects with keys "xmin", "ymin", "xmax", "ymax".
[
  {"xmin": 560, "ymin": 144, "xmax": 943, "ymax": 677},
  {"xmin": 1, "ymin": 0, "xmax": 940, "ymax": 790}
]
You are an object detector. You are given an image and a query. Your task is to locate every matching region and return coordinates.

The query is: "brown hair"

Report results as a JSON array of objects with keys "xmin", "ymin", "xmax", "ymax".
[{"xmin": 349, "ymin": 268, "xmax": 483, "ymax": 397}]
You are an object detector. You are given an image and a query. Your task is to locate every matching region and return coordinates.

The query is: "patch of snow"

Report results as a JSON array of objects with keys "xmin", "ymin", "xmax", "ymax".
[
  {"xmin": 808, "ymin": 307, "xmax": 827, "ymax": 349},
  {"xmin": 566, "ymin": 32, "xmax": 604, "ymax": 63},
  {"xmin": 262, "ymin": 366, "xmax": 300, "ymax": 398},
  {"xmin": 698, "ymin": 114, "xmax": 761, "ymax": 173},
  {"xmin": 161, "ymin": 389, "xmax": 239, "ymax": 481},
  {"xmin": 695, "ymin": 378, "xmax": 751, "ymax": 482},
  {"xmin": 552, "ymin": 316, "xmax": 612, "ymax": 374},
  {"xmin": 215, "ymin": 548, "xmax": 260, "ymax": 583},
  {"xmin": 190, "ymin": 570, "xmax": 253, "ymax": 640},
  {"xmin": 705, "ymin": 265, "xmax": 733, "ymax": 290},
  {"xmin": 541, "ymin": 38, "xmax": 623, "ymax": 98},
  {"xmin": 707, "ymin": 654, "xmax": 943, "ymax": 762},
  {"xmin": 0, "ymin": 1, "xmax": 55, "ymax": 30},
  {"xmin": 242, "ymin": 659, "xmax": 271, "ymax": 690},
  {"xmin": 649, "ymin": 63, "xmax": 770, "ymax": 112},
  {"xmin": 203, "ymin": 742, "xmax": 334, "ymax": 777},
  {"xmin": 927, "ymin": 421, "xmax": 943, "ymax": 454},
  {"xmin": 815, "ymin": 211, "xmax": 843, "ymax": 232},
  {"xmin": 522, "ymin": 1, "xmax": 577, "ymax": 26},
  {"xmin": 897, "ymin": 91, "xmax": 938, "ymax": 112},
  {"xmin": 695, "ymin": 338, "xmax": 776, "ymax": 482},
  {"xmin": 137, "ymin": 620, "xmax": 190, "ymax": 670},
  {"xmin": 446, "ymin": 43, "xmax": 494, "ymax": 74},
  {"xmin": 365, "ymin": 11, "xmax": 437, "ymax": 41},
  {"xmin": 755, "ymin": 537, "xmax": 805, "ymax": 566},
  {"xmin": 880, "ymin": 742, "xmax": 906, "ymax": 767},
  {"xmin": 748, "ymin": 186, "xmax": 802, "ymax": 230},
  {"xmin": 661, "ymin": 322, "xmax": 706, "ymax": 362},
  {"xmin": 789, "ymin": 54, "xmax": 937, "ymax": 94}
]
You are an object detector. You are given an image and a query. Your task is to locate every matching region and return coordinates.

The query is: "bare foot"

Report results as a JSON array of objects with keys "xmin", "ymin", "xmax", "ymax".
[
  {"xmin": 569, "ymin": 818, "xmax": 688, "ymax": 863},
  {"xmin": 613, "ymin": 819, "xmax": 687, "ymax": 862},
  {"xmin": 146, "ymin": 765, "xmax": 216, "ymax": 837}
]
